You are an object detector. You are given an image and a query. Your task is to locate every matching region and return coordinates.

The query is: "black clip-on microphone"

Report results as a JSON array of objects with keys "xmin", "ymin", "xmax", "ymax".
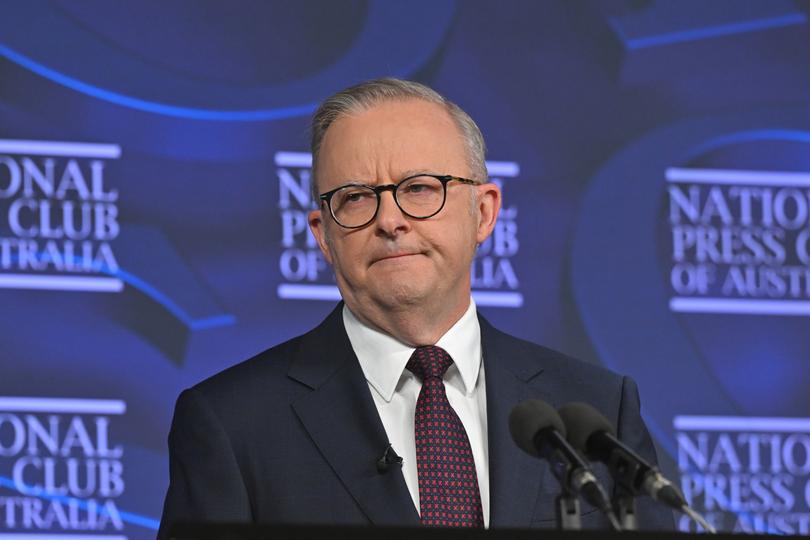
[{"xmin": 376, "ymin": 444, "xmax": 403, "ymax": 474}]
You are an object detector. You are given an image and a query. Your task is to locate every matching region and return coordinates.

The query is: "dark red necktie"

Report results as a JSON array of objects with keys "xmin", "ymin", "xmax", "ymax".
[{"xmin": 406, "ymin": 345, "xmax": 484, "ymax": 528}]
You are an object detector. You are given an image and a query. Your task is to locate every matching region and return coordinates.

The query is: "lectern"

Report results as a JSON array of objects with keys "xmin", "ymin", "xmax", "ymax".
[{"xmin": 169, "ymin": 523, "xmax": 775, "ymax": 540}]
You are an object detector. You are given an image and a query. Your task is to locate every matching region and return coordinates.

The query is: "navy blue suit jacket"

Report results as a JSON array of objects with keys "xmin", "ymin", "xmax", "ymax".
[{"xmin": 158, "ymin": 304, "xmax": 674, "ymax": 537}]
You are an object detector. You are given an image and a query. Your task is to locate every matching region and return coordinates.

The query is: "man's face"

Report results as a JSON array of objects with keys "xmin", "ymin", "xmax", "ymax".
[{"xmin": 308, "ymin": 99, "xmax": 500, "ymax": 334}]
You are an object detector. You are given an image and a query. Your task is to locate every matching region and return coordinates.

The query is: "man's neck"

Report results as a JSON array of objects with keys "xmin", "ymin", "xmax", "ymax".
[{"xmin": 346, "ymin": 297, "xmax": 472, "ymax": 347}]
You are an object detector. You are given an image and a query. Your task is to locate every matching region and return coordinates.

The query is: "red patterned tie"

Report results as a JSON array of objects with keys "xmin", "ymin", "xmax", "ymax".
[{"xmin": 406, "ymin": 345, "xmax": 484, "ymax": 528}]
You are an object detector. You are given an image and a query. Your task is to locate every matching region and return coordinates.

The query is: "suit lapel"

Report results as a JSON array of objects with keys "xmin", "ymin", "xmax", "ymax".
[
  {"xmin": 481, "ymin": 316, "xmax": 550, "ymax": 528},
  {"xmin": 287, "ymin": 306, "xmax": 557, "ymax": 527},
  {"xmin": 289, "ymin": 305, "xmax": 419, "ymax": 526}
]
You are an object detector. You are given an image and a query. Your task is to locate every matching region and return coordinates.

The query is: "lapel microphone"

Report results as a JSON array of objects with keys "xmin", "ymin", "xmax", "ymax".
[{"xmin": 376, "ymin": 444, "xmax": 403, "ymax": 473}]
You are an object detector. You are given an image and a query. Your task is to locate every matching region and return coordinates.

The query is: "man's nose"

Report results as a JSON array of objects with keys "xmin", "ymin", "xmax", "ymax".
[{"xmin": 375, "ymin": 190, "xmax": 410, "ymax": 235}]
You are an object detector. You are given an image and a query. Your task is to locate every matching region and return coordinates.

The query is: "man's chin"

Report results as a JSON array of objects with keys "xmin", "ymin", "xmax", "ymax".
[
  {"xmin": 338, "ymin": 283, "xmax": 428, "ymax": 309},
  {"xmin": 375, "ymin": 284, "xmax": 432, "ymax": 308}
]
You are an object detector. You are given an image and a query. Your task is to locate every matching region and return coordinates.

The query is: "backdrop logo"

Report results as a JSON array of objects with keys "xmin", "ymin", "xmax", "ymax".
[
  {"xmin": 676, "ymin": 415, "xmax": 810, "ymax": 534},
  {"xmin": 273, "ymin": 151, "xmax": 524, "ymax": 307},
  {"xmin": 0, "ymin": 140, "xmax": 122, "ymax": 293},
  {"xmin": 0, "ymin": 397, "xmax": 127, "ymax": 536},
  {"xmin": 667, "ymin": 168, "xmax": 810, "ymax": 316}
]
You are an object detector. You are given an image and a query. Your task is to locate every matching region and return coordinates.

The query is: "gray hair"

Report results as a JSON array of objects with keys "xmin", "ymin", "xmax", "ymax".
[{"xmin": 310, "ymin": 77, "xmax": 488, "ymax": 199}]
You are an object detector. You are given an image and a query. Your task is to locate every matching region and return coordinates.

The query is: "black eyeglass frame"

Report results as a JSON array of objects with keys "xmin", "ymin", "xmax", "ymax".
[{"xmin": 318, "ymin": 173, "xmax": 479, "ymax": 229}]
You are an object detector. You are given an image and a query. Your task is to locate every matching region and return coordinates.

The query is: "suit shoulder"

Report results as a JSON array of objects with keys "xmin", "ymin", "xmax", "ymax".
[
  {"xmin": 532, "ymin": 340, "xmax": 623, "ymax": 385},
  {"xmin": 182, "ymin": 304, "xmax": 346, "ymax": 413},
  {"xmin": 482, "ymin": 319, "xmax": 623, "ymax": 385},
  {"xmin": 189, "ymin": 331, "xmax": 307, "ymax": 404}
]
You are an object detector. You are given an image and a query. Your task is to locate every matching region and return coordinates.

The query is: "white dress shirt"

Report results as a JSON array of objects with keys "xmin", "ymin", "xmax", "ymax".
[{"xmin": 343, "ymin": 299, "xmax": 490, "ymax": 526}]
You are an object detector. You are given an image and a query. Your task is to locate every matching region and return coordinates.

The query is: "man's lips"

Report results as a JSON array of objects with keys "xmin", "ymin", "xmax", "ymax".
[{"xmin": 370, "ymin": 252, "xmax": 422, "ymax": 265}]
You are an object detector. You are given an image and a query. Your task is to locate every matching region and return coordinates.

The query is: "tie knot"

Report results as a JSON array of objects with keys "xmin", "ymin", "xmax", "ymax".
[{"xmin": 406, "ymin": 345, "xmax": 453, "ymax": 381}]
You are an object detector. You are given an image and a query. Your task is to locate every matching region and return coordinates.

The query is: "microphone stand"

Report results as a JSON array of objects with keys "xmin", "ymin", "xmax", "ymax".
[
  {"xmin": 613, "ymin": 488, "xmax": 637, "ymax": 531},
  {"xmin": 556, "ymin": 491, "xmax": 582, "ymax": 530},
  {"xmin": 605, "ymin": 448, "xmax": 716, "ymax": 533},
  {"xmin": 601, "ymin": 443, "xmax": 643, "ymax": 531}
]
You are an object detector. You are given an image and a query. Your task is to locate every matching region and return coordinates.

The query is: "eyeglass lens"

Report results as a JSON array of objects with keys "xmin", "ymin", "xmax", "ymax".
[{"xmin": 331, "ymin": 175, "xmax": 445, "ymax": 227}]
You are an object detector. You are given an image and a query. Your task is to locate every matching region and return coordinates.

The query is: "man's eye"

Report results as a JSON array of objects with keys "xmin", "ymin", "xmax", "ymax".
[
  {"xmin": 403, "ymin": 182, "xmax": 439, "ymax": 194},
  {"xmin": 339, "ymin": 190, "xmax": 373, "ymax": 204}
]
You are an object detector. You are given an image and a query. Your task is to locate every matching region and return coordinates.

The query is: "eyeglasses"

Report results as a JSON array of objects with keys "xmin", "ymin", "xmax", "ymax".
[{"xmin": 319, "ymin": 174, "xmax": 479, "ymax": 229}]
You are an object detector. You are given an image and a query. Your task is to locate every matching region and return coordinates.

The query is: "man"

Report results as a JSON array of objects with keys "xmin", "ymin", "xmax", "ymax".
[{"xmin": 158, "ymin": 78, "xmax": 674, "ymax": 536}]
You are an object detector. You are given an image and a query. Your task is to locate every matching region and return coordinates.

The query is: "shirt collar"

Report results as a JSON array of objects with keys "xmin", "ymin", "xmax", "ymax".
[{"xmin": 343, "ymin": 299, "xmax": 482, "ymax": 402}]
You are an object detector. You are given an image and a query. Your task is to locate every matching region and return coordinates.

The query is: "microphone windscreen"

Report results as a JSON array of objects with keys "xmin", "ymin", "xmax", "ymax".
[
  {"xmin": 508, "ymin": 399, "xmax": 566, "ymax": 457},
  {"xmin": 558, "ymin": 402, "xmax": 615, "ymax": 453}
]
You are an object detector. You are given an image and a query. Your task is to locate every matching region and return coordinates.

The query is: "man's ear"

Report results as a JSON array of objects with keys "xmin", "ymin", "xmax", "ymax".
[
  {"xmin": 475, "ymin": 182, "xmax": 502, "ymax": 244},
  {"xmin": 308, "ymin": 208, "xmax": 334, "ymax": 265}
]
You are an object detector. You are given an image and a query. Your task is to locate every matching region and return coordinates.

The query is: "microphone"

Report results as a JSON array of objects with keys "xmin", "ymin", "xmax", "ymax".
[
  {"xmin": 376, "ymin": 444, "xmax": 403, "ymax": 473},
  {"xmin": 509, "ymin": 399, "xmax": 621, "ymax": 530},
  {"xmin": 558, "ymin": 402, "xmax": 684, "ymax": 505},
  {"xmin": 558, "ymin": 402, "xmax": 716, "ymax": 533}
]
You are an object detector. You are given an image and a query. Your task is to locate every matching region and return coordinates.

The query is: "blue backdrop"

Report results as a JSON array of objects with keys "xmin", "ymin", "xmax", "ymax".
[{"xmin": 3, "ymin": 1, "xmax": 810, "ymax": 537}]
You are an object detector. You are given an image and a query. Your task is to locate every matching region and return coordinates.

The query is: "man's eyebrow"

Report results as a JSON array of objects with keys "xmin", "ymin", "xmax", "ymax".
[
  {"xmin": 336, "ymin": 169, "xmax": 434, "ymax": 186},
  {"xmin": 398, "ymin": 169, "xmax": 433, "ymax": 179}
]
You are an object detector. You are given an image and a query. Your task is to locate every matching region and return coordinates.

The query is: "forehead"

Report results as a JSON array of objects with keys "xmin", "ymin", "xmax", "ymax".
[{"xmin": 316, "ymin": 98, "xmax": 470, "ymax": 187}]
